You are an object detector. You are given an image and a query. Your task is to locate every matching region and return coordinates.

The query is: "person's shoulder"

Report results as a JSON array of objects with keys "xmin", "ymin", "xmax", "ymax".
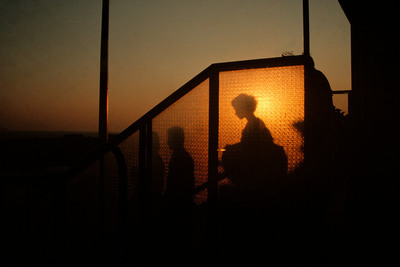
[
  {"xmin": 255, "ymin": 117, "xmax": 268, "ymax": 129},
  {"xmin": 255, "ymin": 117, "xmax": 265, "ymax": 124},
  {"xmin": 181, "ymin": 150, "xmax": 194, "ymax": 163},
  {"xmin": 311, "ymin": 68, "xmax": 332, "ymax": 90}
]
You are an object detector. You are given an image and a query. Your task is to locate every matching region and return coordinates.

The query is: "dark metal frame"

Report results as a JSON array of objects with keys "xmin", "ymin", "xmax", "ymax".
[
  {"xmin": 5, "ymin": 55, "xmax": 320, "ymax": 257},
  {"xmin": 111, "ymin": 55, "xmax": 307, "ymax": 208},
  {"xmin": 23, "ymin": 55, "xmax": 308, "ymax": 245},
  {"xmin": 115, "ymin": 55, "xmax": 306, "ymax": 144}
]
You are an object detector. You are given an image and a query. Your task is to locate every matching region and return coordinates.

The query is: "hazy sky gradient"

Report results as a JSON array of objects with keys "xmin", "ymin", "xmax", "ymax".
[{"xmin": 0, "ymin": 0, "xmax": 350, "ymax": 132}]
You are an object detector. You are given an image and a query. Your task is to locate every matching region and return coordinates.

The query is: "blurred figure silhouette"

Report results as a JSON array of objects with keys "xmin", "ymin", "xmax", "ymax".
[
  {"xmin": 152, "ymin": 132, "xmax": 165, "ymax": 223},
  {"xmin": 222, "ymin": 94, "xmax": 287, "ymax": 204},
  {"xmin": 164, "ymin": 126, "xmax": 195, "ymax": 210},
  {"xmin": 162, "ymin": 126, "xmax": 195, "ymax": 258},
  {"xmin": 219, "ymin": 94, "xmax": 287, "ymax": 263},
  {"xmin": 307, "ymin": 58, "xmax": 335, "ymax": 163}
]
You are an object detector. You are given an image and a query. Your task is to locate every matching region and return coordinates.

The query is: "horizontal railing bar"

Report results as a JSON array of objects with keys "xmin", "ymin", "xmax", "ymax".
[
  {"xmin": 113, "ymin": 65, "xmax": 213, "ymax": 145},
  {"xmin": 211, "ymin": 55, "xmax": 306, "ymax": 73},
  {"xmin": 113, "ymin": 55, "xmax": 306, "ymax": 145},
  {"xmin": 47, "ymin": 56, "xmax": 310, "ymax": 180},
  {"xmin": 332, "ymin": 90, "xmax": 351, "ymax": 94}
]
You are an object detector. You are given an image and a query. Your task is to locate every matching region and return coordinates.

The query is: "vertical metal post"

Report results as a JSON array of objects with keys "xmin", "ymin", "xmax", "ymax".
[
  {"xmin": 116, "ymin": 145, "xmax": 128, "ymax": 236},
  {"xmin": 138, "ymin": 125, "xmax": 147, "ymax": 207},
  {"xmin": 303, "ymin": 0, "xmax": 310, "ymax": 56},
  {"xmin": 145, "ymin": 122, "xmax": 153, "ymax": 208},
  {"xmin": 138, "ymin": 124, "xmax": 151, "ymax": 251},
  {"xmin": 303, "ymin": 0, "xmax": 312, "ymax": 166},
  {"xmin": 208, "ymin": 69, "xmax": 219, "ymax": 258},
  {"xmin": 98, "ymin": 0, "xmax": 109, "ymax": 237},
  {"xmin": 144, "ymin": 122, "xmax": 153, "ymax": 241},
  {"xmin": 208, "ymin": 71, "xmax": 219, "ymax": 209},
  {"xmin": 99, "ymin": 0, "xmax": 109, "ymax": 142}
]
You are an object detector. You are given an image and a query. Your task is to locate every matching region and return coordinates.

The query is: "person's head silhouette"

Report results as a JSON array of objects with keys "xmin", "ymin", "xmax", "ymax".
[
  {"xmin": 167, "ymin": 126, "xmax": 185, "ymax": 151},
  {"xmin": 231, "ymin": 94, "xmax": 257, "ymax": 120}
]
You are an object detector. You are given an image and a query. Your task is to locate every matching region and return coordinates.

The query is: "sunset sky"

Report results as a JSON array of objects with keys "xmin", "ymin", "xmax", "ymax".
[{"xmin": 0, "ymin": 0, "xmax": 350, "ymax": 132}]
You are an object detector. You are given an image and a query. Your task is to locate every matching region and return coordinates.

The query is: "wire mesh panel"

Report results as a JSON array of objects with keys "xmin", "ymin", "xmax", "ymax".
[
  {"xmin": 103, "ymin": 131, "xmax": 140, "ymax": 233},
  {"xmin": 152, "ymin": 79, "xmax": 209, "ymax": 206},
  {"xmin": 218, "ymin": 65, "xmax": 305, "ymax": 193},
  {"xmin": 118, "ymin": 131, "xmax": 140, "ymax": 225}
]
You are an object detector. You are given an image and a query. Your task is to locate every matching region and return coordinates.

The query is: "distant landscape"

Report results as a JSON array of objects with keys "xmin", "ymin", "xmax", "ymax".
[
  {"xmin": 0, "ymin": 130, "xmax": 117, "ymax": 177},
  {"xmin": 0, "ymin": 130, "xmax": 98, "ymax": 139}
]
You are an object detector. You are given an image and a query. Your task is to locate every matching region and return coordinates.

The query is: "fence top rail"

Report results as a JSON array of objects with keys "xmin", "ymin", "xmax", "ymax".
[
  {"xmin": 332, "ymin": 90, "xmax": 351, "ymax": 94},
  {"xmin": 211, "ymin": 55, "xmax": 305, "ymax": 72},
  {"xmin": 114, "ymin": 55, "xmax": 307, "ymax": 145}
]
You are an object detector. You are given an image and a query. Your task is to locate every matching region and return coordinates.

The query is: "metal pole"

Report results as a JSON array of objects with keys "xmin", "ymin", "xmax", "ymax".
[
  {"xmin": 207, "ymin": 70, "xmax": 219, "ymax": 260},
  {"xmin": 303, "ymin": 0, "xmax": 310, "ymax": 56},
  {"xmin": 99, "ymin": 0, "xmax": 109, "ymax": 142},
  {"xmin": 98, "ymin": 0, "xmax": 109, "ymax": 238}
]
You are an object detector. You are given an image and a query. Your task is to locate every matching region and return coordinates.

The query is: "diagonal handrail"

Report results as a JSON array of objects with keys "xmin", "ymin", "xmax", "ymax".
[{"xmin": 113, "ymin": 55, "xmax": 306, "ymax": 146}]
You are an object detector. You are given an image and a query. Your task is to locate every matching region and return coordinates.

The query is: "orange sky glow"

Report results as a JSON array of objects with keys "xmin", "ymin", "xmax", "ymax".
[{"xmin": 0, "ymin": 0, "xmax": 350, "ymax": 133}]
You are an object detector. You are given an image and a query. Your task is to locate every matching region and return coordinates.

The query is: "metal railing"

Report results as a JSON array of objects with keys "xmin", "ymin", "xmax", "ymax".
[{"xmin": 5, "ymin": 55, "xmax": 341, "ymax": 264}]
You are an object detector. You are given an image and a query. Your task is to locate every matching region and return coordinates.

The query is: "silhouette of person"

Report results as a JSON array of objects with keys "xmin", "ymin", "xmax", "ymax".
[
  {"xmin": 307, "ymin": 57, "xmax": 335, "ymax": 162},
  {"xmin": 164, "ymin": 126, "xmax": 195, "ymax": 210},
  {"xmin": 152, "ymin": 132, "xmax": 165, "ymax": 223},
  {"xmin": 218, "ymin": 94, "xmax": 288, "ymax": 262},
  {"xmin": 222, "ymin": 94, "xmax": 287, "ymax": 204},
  {"xmin": 162, "ymin": 126, "xmax": 195, "ymax": 257}
]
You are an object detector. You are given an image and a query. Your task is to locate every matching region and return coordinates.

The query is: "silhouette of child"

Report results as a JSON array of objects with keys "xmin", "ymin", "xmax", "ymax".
[
  {"xmin": 222, "ymin": 94, "xmax": 287, "ymax": 203},
  {"xmin": 162, "ymin": 126, "xmax": 195, "ymax": 257},
  {"xmin": 164, "ymin": 126, "xmax": 195, "ymax": 210}
]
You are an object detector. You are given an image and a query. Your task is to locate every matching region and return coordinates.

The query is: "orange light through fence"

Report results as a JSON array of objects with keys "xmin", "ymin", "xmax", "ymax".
[
  {"xmin": 219, "ymin": 65, "xmax": 305, "ymax": 173},
  {"xmin": 150, "ymin": 64, "xmax": 305, "ymax": 206},
  {"xmin": 152, "ymin": 79, "xmax": 209, "ymax": 205}
]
